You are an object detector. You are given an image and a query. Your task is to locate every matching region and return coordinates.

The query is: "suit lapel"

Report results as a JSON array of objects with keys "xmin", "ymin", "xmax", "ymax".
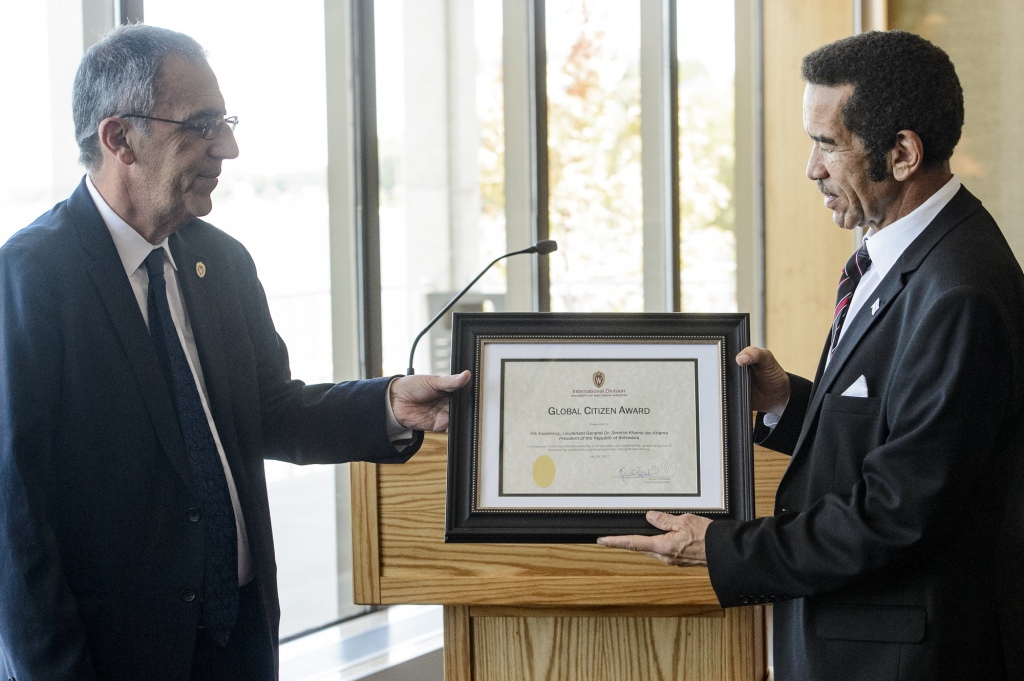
[
  {"xmin": 69, "ymin": 181, "xmax": 196, "ymax": 488},
  {"xmin": 170, "ymin": 228, "xmax": 249, "ymax": 500},
  {"xmin": 789, "ymin": 187, "xmax": 982, "ymax": 457}
]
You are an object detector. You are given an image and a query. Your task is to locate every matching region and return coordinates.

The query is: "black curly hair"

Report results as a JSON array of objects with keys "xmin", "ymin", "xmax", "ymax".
[{"xmin": 801, "ymin": 30, "xmax": 963, "ymax": 182}]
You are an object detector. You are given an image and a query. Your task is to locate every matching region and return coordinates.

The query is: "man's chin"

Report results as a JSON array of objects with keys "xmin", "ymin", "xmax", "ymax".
[
  {"xmin": 187, "ymin": 195, "xmax": 215, "ymax": 218},
  {"xmin": 831, "ymin": 211, "xmax": 860, "ymax": 230}
]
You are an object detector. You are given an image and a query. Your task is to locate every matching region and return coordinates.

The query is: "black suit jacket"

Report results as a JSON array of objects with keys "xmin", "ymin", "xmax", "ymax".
[
  {"xmin": 0, "ymin": 179, "xmax": 421, "ymax": 680},
  {"xmin": 706, "ymin": 187, "xmax": 1024, "ymax": 680}
]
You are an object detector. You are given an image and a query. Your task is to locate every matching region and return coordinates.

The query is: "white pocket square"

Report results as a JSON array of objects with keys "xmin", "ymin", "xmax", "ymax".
[{"xmin": 841, "ymin": 375, "xmax": 869, "ymax": 398}]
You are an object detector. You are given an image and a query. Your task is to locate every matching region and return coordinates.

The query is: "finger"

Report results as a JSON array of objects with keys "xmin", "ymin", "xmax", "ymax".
[
  {"xmin": 645, "ymin": 510, "xmax": 684, "ymax": 532},
  {"xmin": 734, "ymin": 345, "xmax": 757, "ymax": 366},
  {"xmin": 444, "ymin": 369, "xmax": 472, "ymax": 390},
  {"xmin": 424, "ymin": 370, "xmax": 471, "ymax": 394},
  {"xmin": 596, "ymin": 535, "xmax": 655, "ymax": 553},
  {"xmin": 646, "ymin": 551, "xmax": 677, "ymax": 565},
  {"xmin": 735, "ymin": 345, "xmax": 768, "ymax": 367}
]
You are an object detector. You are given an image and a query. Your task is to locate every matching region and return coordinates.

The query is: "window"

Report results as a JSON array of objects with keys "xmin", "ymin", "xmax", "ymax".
[
  {"xmin": 678, "ymin": 0, "xmax": 738, "ymax": 312},
  {"xmin": 374, "ymin": 0, "xmax": 509, "ymax": 376},
  {"xmin": 374, "ymin": 0, "xmax": 747, "ymax": 376},
  {"xmin": 545, "ymin": 1, "xmax": 645, "ymax": 312},
  {"xmin": 0, "ymin": 3, "xmax": 81, "ymax": 245},
  {"xmin": 143, "ymin": 0, "xmax": 363, "ymax": 637}
]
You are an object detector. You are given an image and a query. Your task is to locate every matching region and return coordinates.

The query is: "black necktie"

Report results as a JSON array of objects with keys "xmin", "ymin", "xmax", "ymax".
[
  {"xmin": 144, "ymin": 249, "xmax": 238, "ymax": 645},
  {"xmin": 829, "ymin": 241, "xmax": 872, "ymax": 357}
]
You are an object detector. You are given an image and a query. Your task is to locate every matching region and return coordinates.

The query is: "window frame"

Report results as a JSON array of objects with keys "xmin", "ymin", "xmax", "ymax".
[{"xmin": 354, "ymin": 0, "xmax": 764, "ymax": 374}]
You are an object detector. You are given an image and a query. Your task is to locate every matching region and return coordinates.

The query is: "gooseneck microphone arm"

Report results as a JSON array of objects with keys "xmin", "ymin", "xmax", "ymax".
[{"xmin": 406, "ymin": 240, "xmax": 558, "ymax": 375}]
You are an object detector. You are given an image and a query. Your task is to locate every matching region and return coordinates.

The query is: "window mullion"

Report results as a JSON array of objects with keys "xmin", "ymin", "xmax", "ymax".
[
  {"xmin": 502, "ymin": 0, "xmax": 547, "ymax": 312},
  {"xmin": 640, "ymin": 0, "xmax": 680, "ymax": 312}
]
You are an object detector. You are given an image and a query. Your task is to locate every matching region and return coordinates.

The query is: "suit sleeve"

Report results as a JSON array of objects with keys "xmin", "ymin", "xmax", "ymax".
[
  {"xmin": 0, "ymin": 239, "xmax": 98, "ymax": 680},
  {"xmin": 706, "ymin": 283, "xmax": 1018, "ymax": 606},
  {"xmin": 752, "ymin": 373, "xmax": 812, "ymax": 455},
  {"xmin": 223, "ymin": 243, "xmax": 421, "ymax": 465}
]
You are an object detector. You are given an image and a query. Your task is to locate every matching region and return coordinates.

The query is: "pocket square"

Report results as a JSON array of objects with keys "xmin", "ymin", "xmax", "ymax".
[{"xmin": 841, "ymin": 375, "xmax": 869, "ymax": 398}]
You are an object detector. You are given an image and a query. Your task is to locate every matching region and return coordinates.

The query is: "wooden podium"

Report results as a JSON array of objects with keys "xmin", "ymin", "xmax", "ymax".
[{"xmin": 351, "ymin": 433, "xmax": 776, "ymax": 681}]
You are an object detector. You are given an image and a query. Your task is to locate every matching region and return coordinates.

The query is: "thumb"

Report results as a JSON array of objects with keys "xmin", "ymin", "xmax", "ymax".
[
  {"xmin": 442, "ymin": 369, "xmax": 472, "ymax": 391},
  {"xmin": 645, "ymin": 510, "xmax": 678, "ymax": 531}
]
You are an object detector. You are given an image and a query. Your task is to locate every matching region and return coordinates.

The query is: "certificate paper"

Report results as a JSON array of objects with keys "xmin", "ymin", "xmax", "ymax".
[
  {"xmin": 444, "ymin": 312, "xmax": 753, "ymax": 543},
  {"xmin": 499, "ymin": 359, "xmax": 700, "ymax": 497},
  {"xmin": 475, "ymin": 341, "xmax": 726, "ymax": 512}
]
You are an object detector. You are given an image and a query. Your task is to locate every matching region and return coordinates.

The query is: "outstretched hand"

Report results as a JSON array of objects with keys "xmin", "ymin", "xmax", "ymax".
[
  {"xmin": 389, "ymin": 370, "xmax": 471, "ymax": 432},
  {"xmin": 596, "ymin": 511, "xmax": 711, "ymax": 567}
]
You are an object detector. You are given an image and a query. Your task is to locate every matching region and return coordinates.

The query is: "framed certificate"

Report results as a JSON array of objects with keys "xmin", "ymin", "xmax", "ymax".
[{"xmin": 444, "ymin": 312, "xmax": 753, "ymax": 543}]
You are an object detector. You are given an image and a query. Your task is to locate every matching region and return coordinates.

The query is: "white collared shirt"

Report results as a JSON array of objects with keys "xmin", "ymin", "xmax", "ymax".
[
  {"xmin": 839, "ymin": 175, "xmax": 962, "ymax": 341},
  {"xmin": 765, "ymin": 175, "xmax": 963, "ymax": 427},
  {"xmin": 85, "ymin": 175, "xmax": 255, "ymax": 585}
]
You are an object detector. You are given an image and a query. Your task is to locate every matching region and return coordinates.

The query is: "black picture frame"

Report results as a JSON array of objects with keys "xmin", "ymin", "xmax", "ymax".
[{"xmin": 445, "ymin": 312, "xmax": 753, "ymax": 543}]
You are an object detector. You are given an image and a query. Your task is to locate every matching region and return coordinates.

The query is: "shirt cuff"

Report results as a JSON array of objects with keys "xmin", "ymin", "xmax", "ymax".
[{"xmin": 386, "ymin": 377, "xmax": 416, "ymax": 448}]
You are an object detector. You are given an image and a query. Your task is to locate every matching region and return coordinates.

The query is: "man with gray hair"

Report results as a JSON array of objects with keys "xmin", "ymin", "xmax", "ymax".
[{"xmin": 0, "ymin": 23, "xmax": 469, "ymax": 680}]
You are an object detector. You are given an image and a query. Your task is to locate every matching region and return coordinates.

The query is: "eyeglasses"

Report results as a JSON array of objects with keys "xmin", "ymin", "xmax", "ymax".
[{"xmin": 118, "ymin": 113, "xmax": 239, "ymax": 140}]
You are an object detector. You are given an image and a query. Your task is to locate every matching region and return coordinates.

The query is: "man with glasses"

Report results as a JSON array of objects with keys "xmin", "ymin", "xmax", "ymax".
[{"xmin": 0, "ymin": 23, "xmax": 468, "ymax": 680}]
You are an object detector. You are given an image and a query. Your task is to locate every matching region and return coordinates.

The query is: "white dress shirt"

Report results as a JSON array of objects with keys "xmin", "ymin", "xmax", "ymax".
[
  {"xmin": 85, "ymin": 176, "xmax": 256, "ymax": 585},
  {"xmin": 838, "ymin": 175, "xmax": 962, "ymax": 344},
  {"xmin": 766, "ymin": 175, "xmax": 963, "ymax": 426}
]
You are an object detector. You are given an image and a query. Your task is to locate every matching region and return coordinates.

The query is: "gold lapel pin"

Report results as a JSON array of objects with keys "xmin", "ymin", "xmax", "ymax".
[{"xmin": 196, "ymin": 262, "xmax": 207, "ymax": 278}]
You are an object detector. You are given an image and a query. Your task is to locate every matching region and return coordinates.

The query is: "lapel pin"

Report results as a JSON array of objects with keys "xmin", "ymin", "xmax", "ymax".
[
  {"xmin": 196, "ymin": 262, "xmax": 207, "ymax": 279},
  {"xmin": 871, "ymin": 298, "xmax": 880, "ymax": 315}
]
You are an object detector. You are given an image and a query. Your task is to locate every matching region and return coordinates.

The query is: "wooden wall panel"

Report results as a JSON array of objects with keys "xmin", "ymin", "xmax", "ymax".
[
  {"xmin": 890, "ymin": 0, "xmax": 1024, "ymax": 260},
  {"xmin": 762, "ymin": 0, "xmax": 859, "ymax": 378},
  {"xmin": 754, "ymin": 0, "xmax": 860, "ymax": 561}
]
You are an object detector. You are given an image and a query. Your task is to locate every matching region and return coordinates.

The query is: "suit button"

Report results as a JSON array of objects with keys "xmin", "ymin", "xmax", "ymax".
[
  {"xmin": 187, "ymin": 507, "xmax": 202, "ymax": 522},
  {"xmin": 181, "ymin": 588, "xmax": 197, "ymax": 603}
]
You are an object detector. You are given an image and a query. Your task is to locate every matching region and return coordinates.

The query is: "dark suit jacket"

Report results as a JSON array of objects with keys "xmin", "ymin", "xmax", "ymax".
[
  {"xmin": 0, "ymin": 179, "xmax": 421, "ymax": 680},
  {"xmin": 706, "ymin": 187, "xmax": 1024, "ymax": 681}
]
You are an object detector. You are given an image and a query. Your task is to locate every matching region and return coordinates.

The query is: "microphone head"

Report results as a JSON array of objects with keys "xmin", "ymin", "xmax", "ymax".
[{"xmin": 533, "ymin": 239, "xmax": 558, "ymax": 255}]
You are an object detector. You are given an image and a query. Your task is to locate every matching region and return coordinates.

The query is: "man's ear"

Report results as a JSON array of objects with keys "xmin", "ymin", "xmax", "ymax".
[
  {"xmin": 97, "ymin": 117, "xmax": 136, "ymax": 166},
  {"xmin": 890, "ymin": 130, "xmax": 924, "ymax": 182}
]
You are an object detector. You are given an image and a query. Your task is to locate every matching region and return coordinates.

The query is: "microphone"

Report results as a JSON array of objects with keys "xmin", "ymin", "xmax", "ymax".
[{"xmin": 406, "ymin": 240, "xmax": 558, "ymax": 374}]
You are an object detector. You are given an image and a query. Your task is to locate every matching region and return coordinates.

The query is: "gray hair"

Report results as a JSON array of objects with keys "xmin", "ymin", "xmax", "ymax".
[{"xmin": 73, "ymin": 23, "xmax": 207, "ymax": 171}]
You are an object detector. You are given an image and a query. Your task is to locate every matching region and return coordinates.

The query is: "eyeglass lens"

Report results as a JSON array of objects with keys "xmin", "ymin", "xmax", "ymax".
[{"xmin": 202, "ymin": 116, "xmax": 238, "ymax": 140}]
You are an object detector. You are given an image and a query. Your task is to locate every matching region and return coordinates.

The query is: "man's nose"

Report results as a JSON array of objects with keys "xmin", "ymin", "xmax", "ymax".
[
  {"xmin": 805, "ymin": 145, "xmax": 827, "ymax": 181},
  {"xmin": 210, "ymin": 125, "xmax": 239, "ymax": 160}
]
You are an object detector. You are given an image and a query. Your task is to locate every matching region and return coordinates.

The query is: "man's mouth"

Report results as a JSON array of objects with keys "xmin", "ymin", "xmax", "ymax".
[{"xmin": 818, "ymin": 183, "xmax": 839, "ymax": 209}]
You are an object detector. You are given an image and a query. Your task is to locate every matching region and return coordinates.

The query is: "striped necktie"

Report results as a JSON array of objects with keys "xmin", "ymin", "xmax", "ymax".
[{"xmin": 829, "ymin": 241, "xmax": 872, "ymax": 356}]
